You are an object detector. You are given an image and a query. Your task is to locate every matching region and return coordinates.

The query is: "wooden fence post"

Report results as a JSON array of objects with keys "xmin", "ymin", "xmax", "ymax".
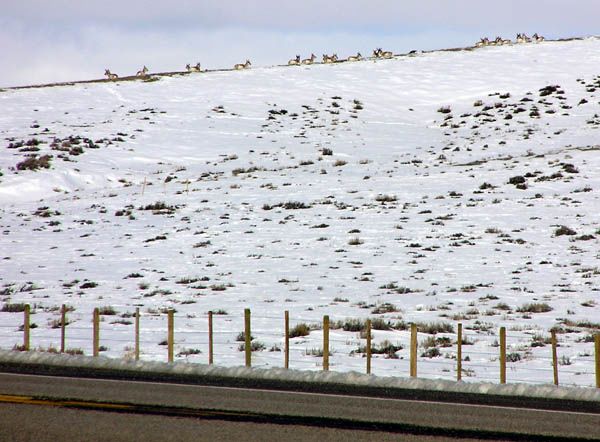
[
  {"xmin": 457, "ymin": 323, "xmax": 463, "ymax": 381},
  {"xmin": 167, "ymin": 309, "xmax": 174, "ymax": 363},
  {"xmin": 499, "ymin": 327, "xmax": 506, "ymax": 384},
  {"xmin": 551, "ymin": 330, "xmax": 558, "ymax": 386},
  {"xmin": 284, "ymin": 311, "xmax": 289, "ymax": 369},
  {"xmin": 595, "ymin": 334, "xmax": 600, "ymax": 388},
  {"xmin": 135, "ymin": 307, "xmax": 140, "ymax": 361},
  {"xmin": 60, "ymin": 304, "xmax": 66, "ymax": 353},
  {"xmin": 323, "ymin": 315, "xmax": 330, "ymax": 371},
  {"xmin": 244, "ymin": 308, "xmax": 251, "ymax": 367},
  {"xmin": 366, "ymin": 319, "xmax": 372, "ymax": 375},
  {"xmin": 23, "ymin": 304, "xmax": 30, "ymax": 351},
  {"xmin": 208, "ymin": 311, "xmax": 213, "ymax": 365},
  {"xmin": 93, "ymin": 308, "xmax": 100, "ymax": 357},
  {"xmin": 410, "ymin": 323, "xmax": 417, "ymax": 378}
]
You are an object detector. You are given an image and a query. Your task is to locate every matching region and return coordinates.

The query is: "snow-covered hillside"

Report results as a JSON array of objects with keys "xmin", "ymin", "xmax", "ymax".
[{"xmin": 1, "ymin": 38, "xmax": 599, "ymax": 386}]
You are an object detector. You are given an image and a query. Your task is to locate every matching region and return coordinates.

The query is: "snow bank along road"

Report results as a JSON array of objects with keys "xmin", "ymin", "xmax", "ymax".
[
  {"xmin": 1, "ymin": 37, "xmax": 600, "ymax": 386},
  {"xmin": 0, "ymin": 369, "xmax": 599, "ymax": 441}
]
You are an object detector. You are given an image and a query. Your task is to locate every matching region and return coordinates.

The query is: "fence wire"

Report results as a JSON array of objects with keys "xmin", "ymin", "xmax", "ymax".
[{"xmin": 1, "ymin": 308, "xmax": 598, "ymax": 388}]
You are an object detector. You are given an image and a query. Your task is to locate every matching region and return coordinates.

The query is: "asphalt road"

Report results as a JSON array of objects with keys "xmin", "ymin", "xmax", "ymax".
[
  {"xmin": 0, "ymin": 402, "xmax": 513, "ymax": 442},
  {"xmin": 0, "ymin": 372, "xmax": 598, "ymax": 441}
]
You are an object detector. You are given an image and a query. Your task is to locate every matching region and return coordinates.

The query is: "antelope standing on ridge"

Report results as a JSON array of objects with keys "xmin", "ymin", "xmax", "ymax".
[
  {"xmin": 136, "ymin": 66, "xmax": 149, "ymax": 77},
  {"xmin": 322, "ymin": 53, "xmax": 338, "ymax": 63},
  {"xmin": 373, "ymin": 48, "xmax": 393, "ymax": 58},
  {"xmin": 346, "ymin": 52, "xmax": 363, "ymax": 62},
  {"xmin": 302, "ymin": 53, "xmax": 316, "ymax": 65},
  {"xmin": 532, "ymin": 33, "xmax": 545, "ymax": 42},
  {"xmin": 234, "ymin": 60, "xmax": 251, "ymax": 70},
  {"xmin": 475, "ymin": 37, "xmax": 490, "ymax": 47},
  {"xmin": 516, "ymin": 33, "xmax": 532, "ymax": 43},
  {"xmin": 186, "ymin": 63, "xmax": 202, "ymax": 72},
  {"xmin": 493, "ymin": 36, "xmax": 511, "ymax": 45},
  {"xmin": 104, "ymin": 69, "xmax": 118, "ymax": 80},
  {"xmin": 380, "ymin": 48, "xmax": 393, "ymax": 58},
  {"xmin": 288, "ymin": 55, "xmax": 301, "ymax": 66}
]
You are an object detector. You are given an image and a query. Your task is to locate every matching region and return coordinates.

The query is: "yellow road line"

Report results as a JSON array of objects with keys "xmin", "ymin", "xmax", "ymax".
[
  {"xmin": 0, "ymin": 394, "xmax": 253, "ymax": 418},
  {"xmin": 0, "ymin": 394, "xmax": 132, "ymax": 410}
]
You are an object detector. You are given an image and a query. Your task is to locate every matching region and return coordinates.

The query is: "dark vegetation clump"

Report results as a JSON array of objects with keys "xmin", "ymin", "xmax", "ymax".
[
  {"xmin": 16, "ymin": 155, "xmax": 52, "ymax": 171},
  {"xmin": 554, "ymin": 225, "xmax": 576, "ymax": 236},
  {"xmin": 508, "ymin": 175, "xmax": 526, "ymax": 185}
]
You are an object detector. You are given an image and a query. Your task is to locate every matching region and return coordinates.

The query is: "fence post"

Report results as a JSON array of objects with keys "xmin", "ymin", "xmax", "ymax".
[
  {"xmin": 244, "ymin": 308, "xmax": 251, "ymax": 368},
  {"xmin": 457, "ymin": 323, "xmax": 463, "ymax": 381},
  {"xmin": 23, "ymin": 304, "xmax": 30, "ymax": 351},
  {"xmin": 93, "ymin": 308, "xmax": 100, "ymax": 357},
  {"xmin": 410, "ymin": 323, "xmax": 417, "ymax": 378},
  {"xmin": 595, "ymin": 334, "xmax": 600, "ymax": 388},
  {"xmin": 366, "ymin": 319, "xmax": 372, "ymax": 375},
  {"xmin": 208, "ymin": 311, "xmax": 213, "ymax": 365},
  {"xmin": 284, "ymin": 311, "xmax": 289, "ymax": 369},
  {"xmin": 323, "ymin": 315, "xmax": 330, "ymax": 371},
  {"xmin": 551, "ymin": 330, "xmax": 558, "ymax": 386},
  {"xmin": 167, "ymin": 309, "xmax": 174, "ymax": 363},
  {"xmin": 60, "ymin": 304, "xmax": 66, "ymax": 353},
  {"xmin": 135, "ymin": 307, "xmax": 140, "ymax": 361},
  {"xmin": 499, "ymin": 327, "xmax": 506, "ymax": 384}
]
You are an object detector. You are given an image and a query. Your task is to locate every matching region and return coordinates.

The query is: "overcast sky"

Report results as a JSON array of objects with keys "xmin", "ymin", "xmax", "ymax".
[{"xmin": 1, "ymin": 1, "xmax": 598, "ymax": 87}]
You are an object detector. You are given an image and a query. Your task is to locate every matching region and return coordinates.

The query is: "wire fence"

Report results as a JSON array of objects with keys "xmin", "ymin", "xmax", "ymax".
[{"xmin": 1, "ymin": 304, "xmax": 599, "ymax": 388}]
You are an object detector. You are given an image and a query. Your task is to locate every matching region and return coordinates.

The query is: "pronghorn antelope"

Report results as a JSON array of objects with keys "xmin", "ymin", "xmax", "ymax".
[
  {"xmin": 379, "ymin": 48, "xmax": 393, "ymax": 58},
  {"xmin": 532, "ymin": 33, "xmax": 545, "ymax": 42},
  {"xmin": 234, "ymin": 59, "xmax": 251, "ymax": 70},
  {"xmin": 301, "ymin": 53, "xmax": 316, "ymax": 65},
  {"xmin": 288, "ymin": 55, "xmax": 301, "ymax": 66},
  {"xmin": 322, "ymin": 53, "xmax": 338, "ymax": 63},
  {"xmin": 516, "ymin": 33, "xmax": 532, "ymax": 43},
  {"xmin": 104, "ymin": 69, "xmax": 118, "ymax": 80},
  {"xmin": 186, "ymin": 63, "xmax": 202, "ymax": 72},
  {"xmin": 373, "ymin": 48, "xmax": 393, "ymax": 58},
  {"xmin": 346, "ymin": 52, "xmax": 363, "ymax": 62},
  {"xmin": 475, "ymin": 37, "xmax": 490, "ymax": 47},
  {"xmin": 136, "ymin": 65, "xmax": 149, "ymax": 77},
  {"xmin": 493, "ymin": 36, "xmax": 511, "ymax": 45}
]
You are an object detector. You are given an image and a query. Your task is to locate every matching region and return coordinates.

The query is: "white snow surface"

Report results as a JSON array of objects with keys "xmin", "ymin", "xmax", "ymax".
[{"xmin": 1, "ymin": 38, "xmax": 599, "ymax": 389}]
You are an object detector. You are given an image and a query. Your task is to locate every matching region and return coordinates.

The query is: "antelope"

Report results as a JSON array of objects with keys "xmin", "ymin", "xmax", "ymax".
[
  {"xmin": 379, "ymin": 48, "xmax": 393, "ymax": 58},
  {"xmin": 346, "ymin": 52, "xmax": 362, "ymax": 62},
  {"xmin": 104, "ymin": 69, "xmax": 118, "ymax": 80},
  {"xmin": 234, "ymin": 59, "xmax": 251, "ymax": 70},
  {"xmin": 494, "ymin": 36, "xmax": 511, "ymax": 45},
  {"xmin": 373, "ymin": 48, "xmax": 392, "ymax": 58},
  {"xmin": 533, "ymin": 33, "xmax": 545, "ymax": 42},
  {"xmin": 136, "ymin": 65, "xmax": 149, "ymax": 77},
  {"xmin": 186, "ymin": 63, "xmax": 202, "ymax": 72},
  {"xmin": 322, "ymin": 53, "xmax": 337, "ymax": 63},
  {"xmin": 301, "ymin": 53, "xmax": 316, "ymax": 65},
  {"xmin": 475, "ymin": 37, "xmax": 490, "ymax": 47},
  {"xmin": 288, "ymin": 55, "xmax": 301, "ymax": 66},
  {"xmin": 516, "ymin": 33, "xmax": 531, "ymax": 43}
]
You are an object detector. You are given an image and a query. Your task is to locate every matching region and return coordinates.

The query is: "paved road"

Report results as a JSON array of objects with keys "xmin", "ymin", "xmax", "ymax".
[
  {"xmin": 0, "ymin": 372, "xmax": 598, "ymax": 441},
  {"xmin": 0, "ymin": 402, "xmax": 510, "ymax": 442}
]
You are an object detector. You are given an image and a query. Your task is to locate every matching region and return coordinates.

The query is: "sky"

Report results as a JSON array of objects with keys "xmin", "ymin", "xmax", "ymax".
[{"xmin": 1, "ymin": 0, "xmax": 598, "ymax": 87}]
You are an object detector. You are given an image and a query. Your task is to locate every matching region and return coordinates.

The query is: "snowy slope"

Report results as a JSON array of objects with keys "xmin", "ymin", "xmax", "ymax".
[{"xmin": 0, "ymin": 38, "xmax": 599, "ymax": 386}]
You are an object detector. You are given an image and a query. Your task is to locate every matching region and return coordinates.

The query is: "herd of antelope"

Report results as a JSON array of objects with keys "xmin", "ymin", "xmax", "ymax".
[
  {"xmin": 103, "ymin": 33, "xmax": 547, "ymax": 81},
  {"xmin": 475, "ymin": 32, "xmax": 545, "ymax": 48},
  {"xmin": 103, "ymin": 47, "xmax": 395, "ymax": 80}
]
